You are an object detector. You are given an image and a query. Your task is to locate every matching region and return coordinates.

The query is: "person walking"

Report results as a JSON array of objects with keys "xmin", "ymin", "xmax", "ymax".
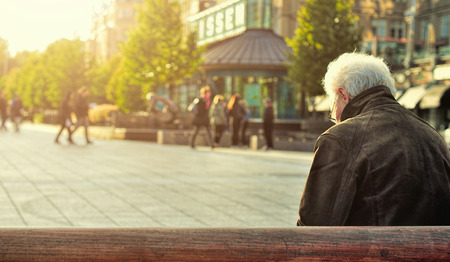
[
  {"xmin": 55, "ymin": 90, "xmax": 75, "ymax": 144},
  {"xmin": 210, "ymin": 95, "xmax": 227, "ymax": 147},
  {"xmin": 263, "ymin": 98, "xmax": 274, "ymax": 150},
  {"xmin": 298, "ymin": 52, "xmax": 450, "ymax": 226},
  {"xmin": 227, "ymin": 94, "xmax": 246, "ymax": 147},
  {"xmin": 10, "ymin": 93, "xmax": 23, "ymax": 132},
  {"xmin": 0, "ymin": 92, "xmax": 8, "ymax": 131},
  {"xmin": 72, "ymin": 87, "xmax": 92, "ymax": 144},
  {"xmin": 189, "ymin": 86, "xmax": 214, "ymax": 149},
  {"xmin": 240, "ymin": 100, "xmax": 250, "ymax": 147}
]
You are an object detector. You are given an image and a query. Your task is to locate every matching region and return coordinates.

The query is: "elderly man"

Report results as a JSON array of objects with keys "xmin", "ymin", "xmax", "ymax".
[{"xmin": 298, "ymin": 52, "xmax": 450, "ymax": 226}]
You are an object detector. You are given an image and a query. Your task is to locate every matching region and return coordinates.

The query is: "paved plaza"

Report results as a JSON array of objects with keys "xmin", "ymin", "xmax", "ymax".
[{"xmin": 0, "ymin": 123, "xmax": 313, "ymax": 228}]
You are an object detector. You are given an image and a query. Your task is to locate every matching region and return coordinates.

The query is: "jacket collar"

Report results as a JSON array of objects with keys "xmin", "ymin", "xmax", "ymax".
[{"xmin": 340, "ymin": 85, "xmax": 397, "ymax": 122}]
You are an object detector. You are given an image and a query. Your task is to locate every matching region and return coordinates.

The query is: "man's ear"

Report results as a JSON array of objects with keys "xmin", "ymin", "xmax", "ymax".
[{"xmin": 337, "ymin": 87, "xmax": 350, "ymax": 103}]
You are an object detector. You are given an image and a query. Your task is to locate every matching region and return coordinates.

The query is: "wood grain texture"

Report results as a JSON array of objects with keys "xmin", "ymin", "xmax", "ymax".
[{"xmin": 0, "ymin": 227, "xmax": 448, "ymax": 261}]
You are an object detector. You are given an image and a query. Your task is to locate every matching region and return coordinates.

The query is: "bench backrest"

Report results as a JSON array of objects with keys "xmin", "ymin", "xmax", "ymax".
[{"xmin": 0, "ymin": 227, "xmax": 448, "ymax": 261}]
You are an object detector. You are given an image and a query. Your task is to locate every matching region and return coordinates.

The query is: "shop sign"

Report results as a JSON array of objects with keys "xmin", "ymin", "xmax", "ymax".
[{"xmin": 188, "ymin": 0, "xmax": 246, "ymax": 45}]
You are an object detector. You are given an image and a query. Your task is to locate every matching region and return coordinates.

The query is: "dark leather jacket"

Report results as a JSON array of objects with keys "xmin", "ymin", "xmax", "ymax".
[{"xmin": 298, "ymin": 86, "xmax": 450, "ymax": 226}]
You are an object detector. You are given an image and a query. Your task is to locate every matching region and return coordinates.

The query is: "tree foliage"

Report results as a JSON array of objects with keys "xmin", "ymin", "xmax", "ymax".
[
  {"xmin": 87, "ymin": 54, "xmax": 122, "ymax": 104},
  {"xmin": 286, "ymin": 0, "xmax": 362, "ymax": 97},
  {"xmin": 1, "ymin": 0, "xmax": 205, "ymax": 114},
  {"xmin": 42, "ymin": 39, "xmax": 87, "ymax": 107},
  {"xmin": 11, "ymin": 52, "xmax": 50, "ymax": 108},
  {"xmin": 121, "ymin": 0, "xmax": 203, "ymax": 98},
  {"xmin": 2, "ymin": 39, "xmax": 87, "ymax": 109},
  {"xmin": 0, "ymin": 38, "xmax": 8, "ymax": 78},
  {"xmin": 106, "ymin": 60, "xmax": 146, "ymax": 113}
]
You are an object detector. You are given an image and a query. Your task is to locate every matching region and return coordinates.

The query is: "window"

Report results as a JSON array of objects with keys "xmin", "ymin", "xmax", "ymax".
[
  {"xmin": 420, "ymin": 19, "xmax": 429, "ymax": 41},
  {"xmin": 246, "ymin": 0, "xmax": 271, "ymax": 29},
  {"xmin": 390, "ymin": 20, "xmax": 405, "ymax": 38},
  {"xmin": 441, "ymin": 15, "xmax": 449, "ymax": 38},
  {"xmin": 372, "ymin": 20, "xmax": 387, "ymax": 36}
]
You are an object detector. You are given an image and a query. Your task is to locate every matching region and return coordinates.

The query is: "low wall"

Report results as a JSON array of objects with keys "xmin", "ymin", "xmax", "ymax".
[{"xmin": 86, "ymin": 127, "xmax": 316, "ymax": 151}]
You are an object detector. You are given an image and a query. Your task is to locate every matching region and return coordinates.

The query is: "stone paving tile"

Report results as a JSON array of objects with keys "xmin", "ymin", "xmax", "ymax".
[{"xmin": 0, "ymin": 123, "xmax": 313, "ymax": 228}]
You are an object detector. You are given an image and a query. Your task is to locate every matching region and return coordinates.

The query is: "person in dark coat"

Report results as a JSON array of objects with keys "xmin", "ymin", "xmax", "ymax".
[
  {"xmin": 227, "ymin": 94, "xmax": 246, "ymax": 147},
  {"xmin": 298, "ymin": 52, "xmax": 450, "ymax": 226},
  {"xmin": 55, "ymin": 90, "xmax": 74, "ymax": 144},
  {"xmin": 0, "ymin": 92, "xmax": 8, "ymax": 131},
  {"xmin": 189, "ymin": 86, "xmax": 213, "ymax": 149},
  {"xmin": 263, "ymin": 98, "xmax": 274, "ymax": 150},
  {"xmin": 240, "ymin": 100, "xmax": 250, "ymax": 147},
  {"xmin": 72, "ymin": 87, "xmax": 92, "ymax": 144}
]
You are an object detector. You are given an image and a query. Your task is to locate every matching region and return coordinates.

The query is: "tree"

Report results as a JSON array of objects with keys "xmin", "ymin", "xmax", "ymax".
[
  {"xmin": 106, "ymin": 61, "xmax": 146, "ymax": 113},
  {"xmin": 13, "ymin": 52, "xmax": 51, "ymax": 108},
  {"xmin": 3, "ymin": 50, "xmax": 34, "ymax": 102},
  {"xmin": 86, "ymin": 54, "xmax": 122, "ymax": 104},
  {"xmin": 286, "ymin": 0, "xmax": 362, "ymax": 116},
  {"xmin": 120, "ymin": 0, "xmax": 203, "ymax": 108},
  {"xmin": 3, "ymin": 39, "xmax": 88, "ymax": 109},
  {"xmin": 0, "ymin": 38, "xmax": 8, "ymax": 77},
  {"xmin": 41, "ymin": 39, "xmax": 87, "ymax": 108}
]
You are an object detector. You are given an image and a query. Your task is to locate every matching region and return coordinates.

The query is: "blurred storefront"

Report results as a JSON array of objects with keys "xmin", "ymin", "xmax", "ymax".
[
  {"xmin": 393, "ymin": 0, "xmax": 450, "ymax": 132},
  {"xmin": 156, "ymin": 0, "xmax": 303, "ymax": 129},
  {"xmin": 201, "ymin": 28, "xmax": 295, "ymax": 119}
]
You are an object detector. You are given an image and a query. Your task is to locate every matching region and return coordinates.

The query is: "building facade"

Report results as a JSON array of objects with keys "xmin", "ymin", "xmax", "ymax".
[
  {"xmin": 88, "ymin": 0, "xmax": 143, "ymax": 62},
  {"xmin": 173, "ymin": 0, "xmax": 412, "ymax": 123},
  {"xmin": 356, "ymin": 0, "xmax": 409, "ymax": 69},
  {"xmin": 86, "ymin": 0, "xmax": 450, "ymax": 130},
  {"xmin": 167, "ymin": 0, "xmax": 306, "ymax": 125},
  {"xmin": 396, "ymin": 0, "xmax": 450, "ymax": 132}
]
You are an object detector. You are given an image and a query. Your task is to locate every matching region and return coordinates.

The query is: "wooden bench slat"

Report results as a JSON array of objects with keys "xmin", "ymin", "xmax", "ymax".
[{"xmin": 0, "ymin": 227, "xmax": 448, "ymax": 261}]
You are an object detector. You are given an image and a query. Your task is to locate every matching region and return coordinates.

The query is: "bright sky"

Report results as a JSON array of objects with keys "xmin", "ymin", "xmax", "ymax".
[{"xmin": 0, "ymin": 0, "xmax": 95, "ymax": 56}]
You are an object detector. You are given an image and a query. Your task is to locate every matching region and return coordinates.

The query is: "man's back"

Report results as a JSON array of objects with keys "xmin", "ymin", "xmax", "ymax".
[{"xmin": 299, "ymin": 86, "xmax": 450, "ymax": 226}]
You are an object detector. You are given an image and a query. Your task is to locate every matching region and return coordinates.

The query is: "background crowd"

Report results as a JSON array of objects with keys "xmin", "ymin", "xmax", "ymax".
[{"xmin": 189, "ymin": 86, "xmax": 274, "ymax": 150}]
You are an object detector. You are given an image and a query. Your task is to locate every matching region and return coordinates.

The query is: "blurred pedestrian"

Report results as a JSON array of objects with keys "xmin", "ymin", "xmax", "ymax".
[
  {"xmin": 298, "ymin": 52, "xmax": 450, "ymax": 226},
  {"xmin": 227, "ymin": 94, "xmax": 246, "ymax": 147},
  {"xmin": 189, "ymin": 86, "xmax": 214, "ymax": 149},
  {"xmin": 203, "ymin": 85, "xmax": 212, "ymax": 110},
  {"xmin": 55, "ymin": 90, "xmax": 75, "ymax": 144},
  {"xmin": 10, "ymin": 93, "xmax": 23, "ymax": 132},
  {"xmin": 240, "ymin": 100, "xmax": 250, "ymax": 146},
  {"xmin": 72, "ymin": 87, "xmax": 92, "ymax": 144},
  {"xmin": 0, "ymin": 92, "xmax": 8, "ymax": 131},
  {"xmin": 263, "ymin": 97, "xmax": 274, "ymax": 150},
  {"xmin": 210, "ymin": 94, "xmax": 227, "ymax": 147}
]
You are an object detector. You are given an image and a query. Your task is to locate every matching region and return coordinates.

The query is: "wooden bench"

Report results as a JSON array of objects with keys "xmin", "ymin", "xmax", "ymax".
[{"xmin": 0, "ymin": 227, "xmax": 448, "ymax": 261}]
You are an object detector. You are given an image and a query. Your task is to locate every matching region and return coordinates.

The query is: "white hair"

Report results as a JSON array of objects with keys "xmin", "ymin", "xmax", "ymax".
[{"xmin": 323, "ymin": 52, "xmax": 396, "ymax": 99}]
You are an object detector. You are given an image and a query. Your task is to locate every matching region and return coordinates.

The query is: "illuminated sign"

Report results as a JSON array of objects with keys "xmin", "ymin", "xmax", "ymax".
[{"xmin": 188, "ymin": 0, "xmax": 247, "ymax": 45}]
